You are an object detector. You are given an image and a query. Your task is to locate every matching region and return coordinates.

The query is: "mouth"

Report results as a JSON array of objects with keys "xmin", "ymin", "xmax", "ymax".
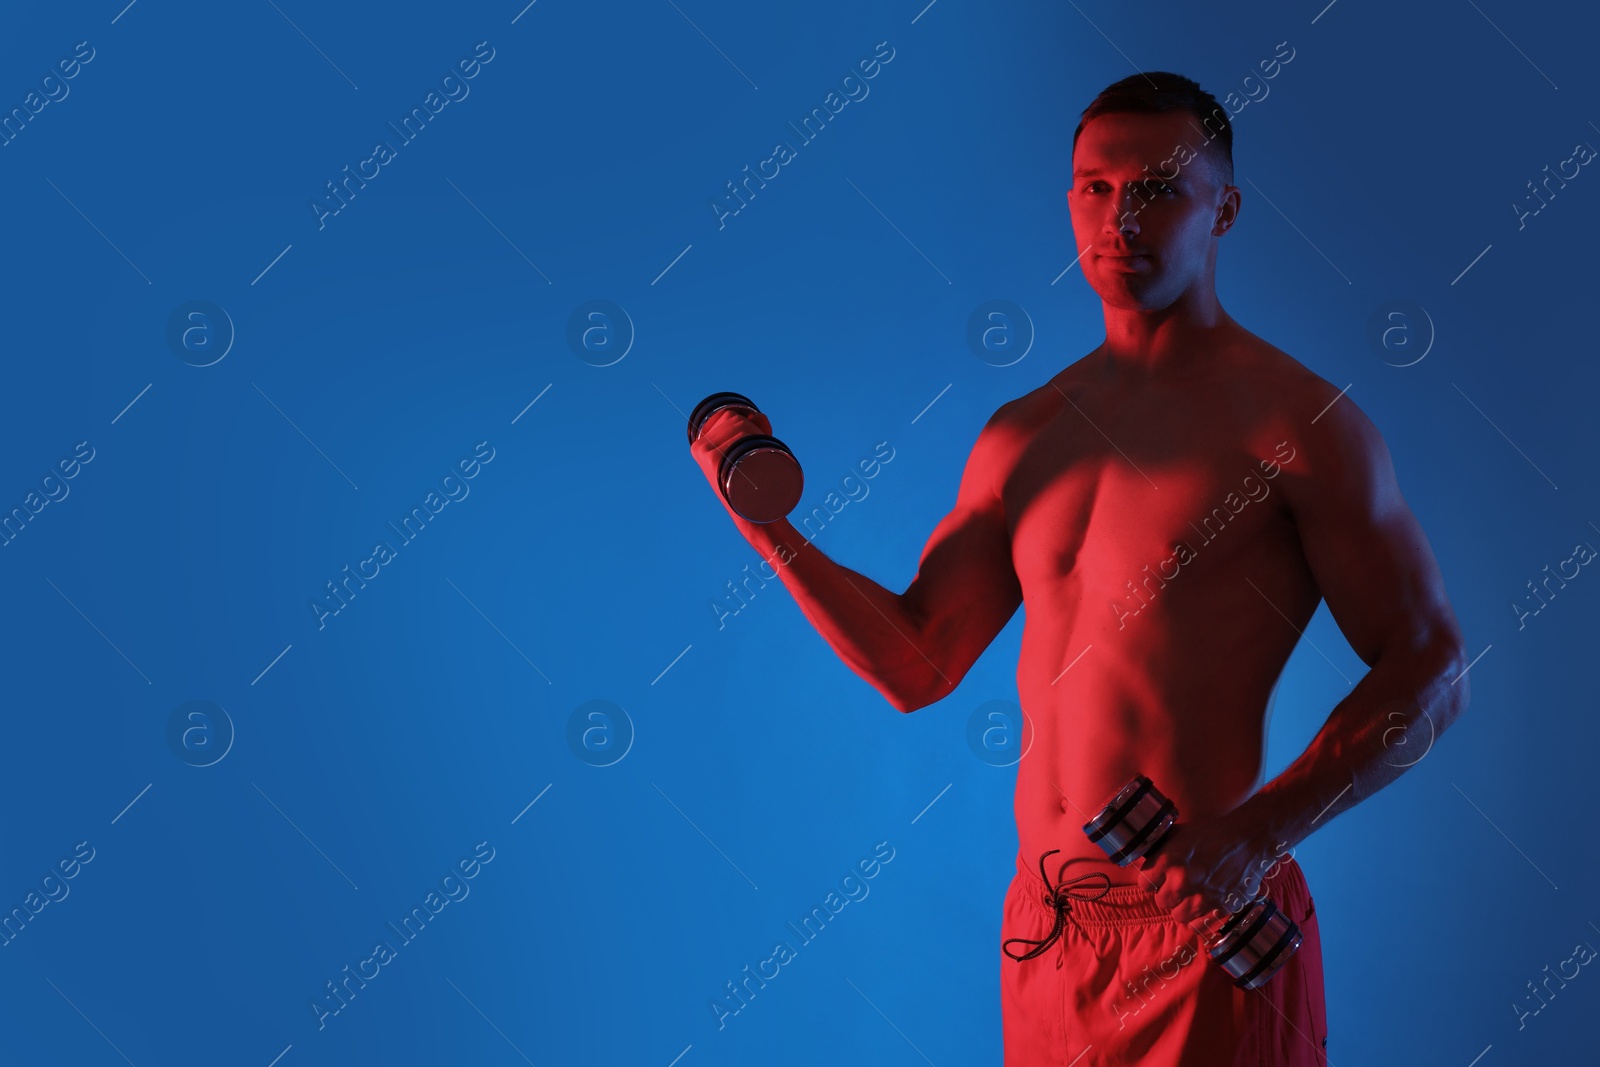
[{"xmin": 1101, "ymin": 253, "xmax": 1151, "ymax": 271}]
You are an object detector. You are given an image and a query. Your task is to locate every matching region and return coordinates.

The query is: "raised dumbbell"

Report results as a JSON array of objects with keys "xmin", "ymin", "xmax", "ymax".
[
  {"xmin": 687, "ymin": 392, "xmax": 804, "ymax": 524},
  {"xmin": 1082, "ymin": 774, "xmax": 1303, "ymax": 991}
]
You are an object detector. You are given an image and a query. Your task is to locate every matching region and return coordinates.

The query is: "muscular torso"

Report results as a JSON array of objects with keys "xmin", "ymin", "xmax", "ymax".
[{"xmin": 996, "ymin": 337, "xmax": 1323, "ymax": 885}]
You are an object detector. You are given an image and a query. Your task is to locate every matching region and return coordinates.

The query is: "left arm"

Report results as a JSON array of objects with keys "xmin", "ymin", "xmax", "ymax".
[
  {"xmin": 1233, "ymin": 388, "xmax": 1471, "ymax": 851},
  {"xmin": 1148, "ymin": 384, "xmax": 1471, "ymax": 921}
]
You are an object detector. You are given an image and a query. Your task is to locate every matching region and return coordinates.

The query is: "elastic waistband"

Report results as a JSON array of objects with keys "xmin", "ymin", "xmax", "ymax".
[
  {"xmin": 1014, "ymin": 848, "xmax": 1309, "ymax": 928},
  {"xmin": 1014, "ymin": 849, "xmax": 1170, "ymax": 925}
]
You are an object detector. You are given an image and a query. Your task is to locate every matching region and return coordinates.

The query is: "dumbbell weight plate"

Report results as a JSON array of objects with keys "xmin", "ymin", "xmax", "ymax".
[
  {"xmin": 1083, "ymin": 774, "xmax": 1178, "ymax": 866},
  {"xmin": 1206, "ymin": 896, "xmax": 1303, "ymax": 990},
  {"xmin": 720, "ymin": 434, "xmax": 803, "ymax": 524},
  {"xmin": 687, "ymin": 391, "xmax": 759, "ymax": 444}
]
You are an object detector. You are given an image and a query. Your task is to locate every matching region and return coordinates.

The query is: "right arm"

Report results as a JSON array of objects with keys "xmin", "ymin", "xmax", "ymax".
[{"xmin": 691, "ymin": 405, "xmax": 1023, "ymax": 713}]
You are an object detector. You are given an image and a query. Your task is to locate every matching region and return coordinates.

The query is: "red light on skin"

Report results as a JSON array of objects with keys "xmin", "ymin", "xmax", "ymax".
[{"xmin": 1068, "ymin": 110, "xmax": 1239, "ymax": 313}]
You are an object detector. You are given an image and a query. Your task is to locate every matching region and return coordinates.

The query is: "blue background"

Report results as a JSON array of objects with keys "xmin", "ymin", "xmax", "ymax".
[{"xmin": 1, "ymin": 1, "xmax": 1596, "ymax": 1064}]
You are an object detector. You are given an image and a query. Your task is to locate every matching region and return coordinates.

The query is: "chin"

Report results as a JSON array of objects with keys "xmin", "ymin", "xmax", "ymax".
[{"xmin": 1094, "ymin": 282, "xmax": 1166, "ymax": 310}]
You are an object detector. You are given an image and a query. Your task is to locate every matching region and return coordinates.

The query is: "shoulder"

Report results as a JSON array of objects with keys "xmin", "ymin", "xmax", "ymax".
[
  {"xmin": 955, "ymin": 356, "xmax": 1091, "ymax": 499},
  {"xmin": 1234, "ymin": 338, "xmax": 1395, "ymax": 518},
  {"xmin": 1001, "ymin": 353, "xmax": 1101, "ymax": 426},
  {"xmin": 980, "ymin": 358, "xmax": 1096, "ymax": 453},
  {"xmin": 1229, "ymin": 334, "xmax": 1331, "ymax": 404}
]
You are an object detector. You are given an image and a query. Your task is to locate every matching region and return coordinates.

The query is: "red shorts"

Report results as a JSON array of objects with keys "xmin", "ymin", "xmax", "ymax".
[{"xmin": 999, "ymin": 850, "xmax": 1328, "ymax": 1066}]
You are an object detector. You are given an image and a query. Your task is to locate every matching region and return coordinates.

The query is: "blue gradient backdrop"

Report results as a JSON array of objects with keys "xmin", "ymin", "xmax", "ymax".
[{"xmin": 2, "ymin": 1, "xmax": 1596, "ymax": 1064}]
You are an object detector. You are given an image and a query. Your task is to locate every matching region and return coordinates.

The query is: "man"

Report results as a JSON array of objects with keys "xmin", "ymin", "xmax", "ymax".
[{"xmin": 689, "ymin": 72, "xmax": 1470, "ymax": 1065}]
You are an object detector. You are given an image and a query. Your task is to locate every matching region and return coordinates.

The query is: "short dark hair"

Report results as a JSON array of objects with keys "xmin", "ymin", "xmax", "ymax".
[{"xmin": 1071, "ymin": 72, "xmax": 1233, "ymax": 185}]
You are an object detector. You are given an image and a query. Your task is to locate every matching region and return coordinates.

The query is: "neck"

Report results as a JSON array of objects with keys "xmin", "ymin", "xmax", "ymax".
[{"xmin": 1097, "ymin": 289, "xmax": 1233, "ymax": 377}]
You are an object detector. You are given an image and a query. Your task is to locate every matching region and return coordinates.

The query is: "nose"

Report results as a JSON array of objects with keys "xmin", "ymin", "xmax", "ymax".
[{"xmin": 1104, "ymin": 183, "xmax": 1141, "ymax": 238}]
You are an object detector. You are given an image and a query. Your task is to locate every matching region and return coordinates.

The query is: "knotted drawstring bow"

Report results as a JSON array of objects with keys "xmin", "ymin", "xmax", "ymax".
[{"xmin": 1003, "ymin": 848, "xmax": 1112, "ymax": 967}]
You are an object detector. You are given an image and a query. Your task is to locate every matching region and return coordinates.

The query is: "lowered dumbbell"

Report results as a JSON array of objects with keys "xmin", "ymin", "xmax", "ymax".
[
  {"xmin": 1082, "ymin": 774, "xmax": 1303, "ymax": 991},
  {"xmin": 687, "ymin": 392, "xmax": 804, "ymax": 524}
]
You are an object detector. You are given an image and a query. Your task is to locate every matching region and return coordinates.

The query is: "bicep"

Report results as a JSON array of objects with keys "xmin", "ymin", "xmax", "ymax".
[
  {"xmin": 899, "ymin": 418, "xmax": 1024, "ymax": 690},
  {"xmin": 1283, "ymin": 397, "xmax": 1460, "ymax": 666}
]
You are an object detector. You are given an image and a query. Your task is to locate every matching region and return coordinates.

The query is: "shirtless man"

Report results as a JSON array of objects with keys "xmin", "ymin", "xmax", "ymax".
[{"xmin": 689, "ymin": 72, "xmax": 1470, "ymax": 1065}]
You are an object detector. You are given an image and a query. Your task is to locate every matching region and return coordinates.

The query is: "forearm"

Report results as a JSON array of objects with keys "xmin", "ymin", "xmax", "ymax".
[
  {"xmin": 1232, "ymin": 635, "xmax": 1471, "ymax": 851},
  {"xmin": 734, "ymin": 515, "xmax": 940, "ymax": 712}
]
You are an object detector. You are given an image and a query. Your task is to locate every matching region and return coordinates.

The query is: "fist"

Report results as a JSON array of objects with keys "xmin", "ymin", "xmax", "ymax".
[
  {"xmin": 1141, "ymin": 818, "xmax": 1277, "ymax": 928},
  {"xmin": 689, "ymin": 405, "xmax": 772, "ymax": 510}
]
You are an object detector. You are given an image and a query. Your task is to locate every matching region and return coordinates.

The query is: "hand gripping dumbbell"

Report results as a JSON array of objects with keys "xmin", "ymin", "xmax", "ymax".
[
  {"xmin": 687, "ymin": 392, "xmax": 804, "ymax": 524},
  {"xmin": 1082, "ymin": 774, "xmax": 1303, "ymax": 990}
]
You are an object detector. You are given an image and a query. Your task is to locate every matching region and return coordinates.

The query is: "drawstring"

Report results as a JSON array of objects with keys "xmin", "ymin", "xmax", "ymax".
[{"xmin": 1003, "ymin": 849, "xmax": 1111, "ymax": 968}]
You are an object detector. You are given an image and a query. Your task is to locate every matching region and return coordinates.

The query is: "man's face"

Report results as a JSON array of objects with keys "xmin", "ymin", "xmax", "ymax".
[{"xmin": 1067, "ymin": 110, "xmax": 1236, "ymax": 311}]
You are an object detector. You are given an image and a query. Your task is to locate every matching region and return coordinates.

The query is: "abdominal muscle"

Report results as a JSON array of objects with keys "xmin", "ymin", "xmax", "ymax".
[{"xmin": 1009, "ymin": 578, "xmax": 1289, "ymax": 889}]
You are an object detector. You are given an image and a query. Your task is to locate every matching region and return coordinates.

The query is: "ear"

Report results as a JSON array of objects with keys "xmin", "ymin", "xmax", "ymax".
[{"xmin": 1212, "ymin": 185, "xmax": 1242, "ymax": 236}]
